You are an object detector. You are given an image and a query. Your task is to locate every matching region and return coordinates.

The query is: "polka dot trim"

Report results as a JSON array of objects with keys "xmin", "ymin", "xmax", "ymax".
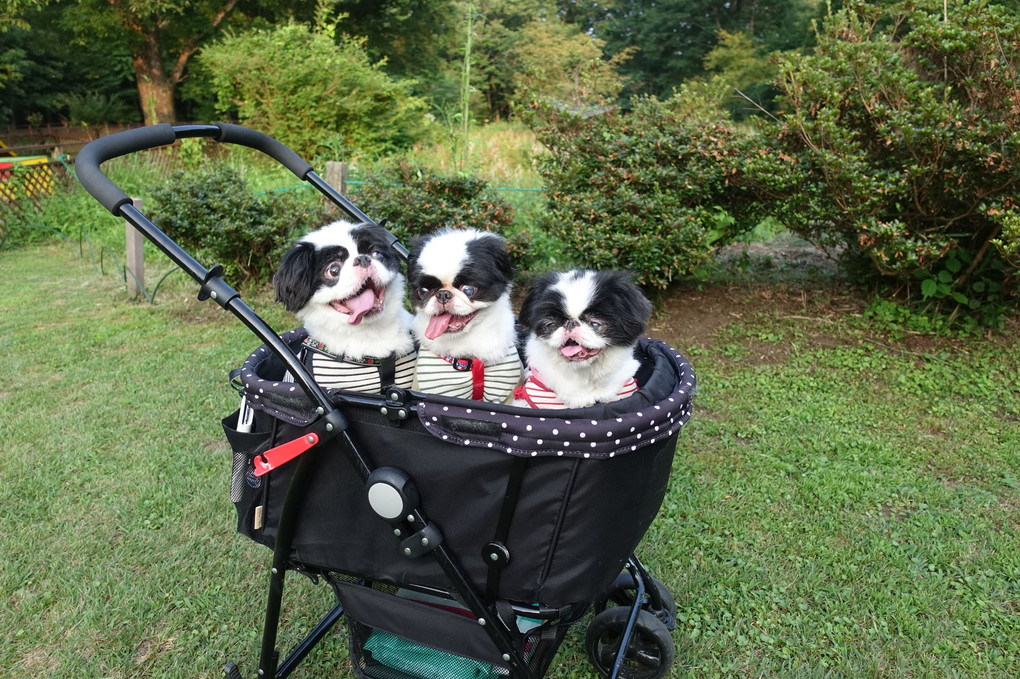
[
  {"xmin": 417, "ymin": 338, "xmax": 695, "ymax": 460},
  {"xmin": 235, "ymin": 331, "xmax": 696, "ymax": 460}
]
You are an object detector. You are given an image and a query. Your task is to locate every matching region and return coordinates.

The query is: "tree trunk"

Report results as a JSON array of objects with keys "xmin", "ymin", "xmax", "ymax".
[{"xmin": 133, "ymin": 36, "xmax": 176, "ymax": 125}]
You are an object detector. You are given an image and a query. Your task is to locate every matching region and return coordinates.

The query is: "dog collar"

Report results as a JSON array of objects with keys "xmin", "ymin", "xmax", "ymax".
[
  {"xmin": 434, "ymin": 352, "xmax": 485, "ymax": 400},
  {"xmin": 302, "ymin": 336, "xmax": 394, "ymax": 365}
]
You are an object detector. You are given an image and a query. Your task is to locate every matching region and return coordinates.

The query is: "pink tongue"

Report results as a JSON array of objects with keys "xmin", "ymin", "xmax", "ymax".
[
  {"xmin": 560, "ymin": 344, "xmax": 585, "ymax": 357},
  {"xmin": 346, "ymin": 288, "xmax": 377, "ymax": 325},
  {"xmin": 425, "ymin": 313, "xmax": 453, "ymax": 340}
]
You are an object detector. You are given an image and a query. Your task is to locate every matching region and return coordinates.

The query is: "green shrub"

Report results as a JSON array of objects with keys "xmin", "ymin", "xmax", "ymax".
[
  {"xmin": 747, "ymin": 1, "xmax": 1020, "ymax": 323},
  {"xmin": 195, "ymin": 22, "xmax": 429, "ymax": 160},
  {"xmin": 349, "ymin": 161, "xmax": 524, "ymax": 263},
  {"xmin": 148, "ymin": 168, "xmax": 323, "ymax": 286},
  {"xmin": 523, "ymin": 89, "xmax": 755, "ymax": 290}
]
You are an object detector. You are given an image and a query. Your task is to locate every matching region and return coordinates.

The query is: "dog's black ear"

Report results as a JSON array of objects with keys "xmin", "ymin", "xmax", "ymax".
[
  {"xmin": 473, "ymin": 232, "xmax": 514, "ymax": 284},
  {"xmin": 273, "ymin": 242, "xmax": 318, "ymax": 313},
  {"xmin": 603, "ymin": 271, "xmax": 653, "ymax": 341},
  {"xmin": 406, "ymin": 234, "xmax": 430, "ymax": 279},
  {"xmin": 516, "ymin": 272, "xmax": 558, "ymax": 332}
]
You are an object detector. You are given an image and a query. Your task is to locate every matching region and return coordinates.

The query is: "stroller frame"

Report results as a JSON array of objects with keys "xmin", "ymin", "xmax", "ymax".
[{"xmin": 76, "ymin": 123, "xmax": 688, "ymax": 679}]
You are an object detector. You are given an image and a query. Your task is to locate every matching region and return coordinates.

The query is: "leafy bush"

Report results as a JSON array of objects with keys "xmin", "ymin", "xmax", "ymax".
[
  {"xmin": 195, "ymin": 22, "xmax": 429, "ymax": 160},
  {"xmin": 149, "ymin": 168, "xmax": 322, "ymax": 286},
  {"xmin": 523, "ymin": 88, "xmax": 755, "ymax": 290},
  {"xmin": 746, "ymin": 1, "xmax": 1020, "ymax": 323},
  {"xmin": 350, "ymin": 161, "xmax": 525, "ymax": 264}
]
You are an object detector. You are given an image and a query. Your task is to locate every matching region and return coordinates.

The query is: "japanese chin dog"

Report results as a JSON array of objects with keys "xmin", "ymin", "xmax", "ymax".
[
  {"xmin": 407, "ymin": 227, "xmax": 522, "ymax": 403},
  {"xmin": 513, "ymin": 269, "xmax": 652, "ymax": 409},
  {"xmin": 272, "ymin": 220, "xmax": 415, "ymax": 392}
]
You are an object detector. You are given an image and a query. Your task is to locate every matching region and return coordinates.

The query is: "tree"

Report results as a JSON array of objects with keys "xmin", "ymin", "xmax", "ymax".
[
  {"xmin": 701, "ymin": 29, "xmax": 780, "ymax": 117},
  {"xmin": 470, "ymin": 0, "xmax": 559, "ymax": 118},
  {"xmin": 72, "ymin": 0, "xmax": 244, "ymax": 124},
  {"xmin": 0, "ymin": 0, "xmax": 311, "ymax": 125},
  {"xmin": 0, "ymin": 4, "xmax": 138, "ymax": 126},
  {"xmin": 512, "ymin": 18, "xmax": 633, "ymax": 111},
  {"xmin": 329, "ymin": 0, "xmax": 462, "ymax": 81},
  {"xmin": 560, "ymin": 0, "xmax": 814, "ymax": 102},
  {"xmin": 278, "ymin": 0, "xmax": 465, "ymax": 106}
]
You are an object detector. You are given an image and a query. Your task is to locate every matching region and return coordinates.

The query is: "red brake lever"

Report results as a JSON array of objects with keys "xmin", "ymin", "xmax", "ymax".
[{"xmin": 253, "ymin": 432, "xmax": 320, "ymax": 477}]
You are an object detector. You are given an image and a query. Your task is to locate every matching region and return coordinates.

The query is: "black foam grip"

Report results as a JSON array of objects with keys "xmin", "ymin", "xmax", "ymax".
[
  {"xmin": 75, "ymin": 124, "xmax": 178, "ymax": 214},
  {"xmin": 215, "ymin": 123, "xmax": 313, "ymax": 179}
]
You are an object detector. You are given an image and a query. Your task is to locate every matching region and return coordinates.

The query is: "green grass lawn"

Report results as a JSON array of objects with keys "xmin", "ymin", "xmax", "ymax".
[{"xmin": 2, "ymin": 242, "xmax": 1018, "ymax": 678}]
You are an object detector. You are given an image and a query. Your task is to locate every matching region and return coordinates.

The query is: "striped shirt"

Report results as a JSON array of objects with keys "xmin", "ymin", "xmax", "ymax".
[
  {"xmin": 300, "ymin": 337, "xmax": 416, "ymax": 392},
  {"xmin": 513, "ymin": 369, "xmax": 639, "ymax": 409},
  {"xmin": 413, "ymin": 344, "xmax": 523, "ymax": 404}
]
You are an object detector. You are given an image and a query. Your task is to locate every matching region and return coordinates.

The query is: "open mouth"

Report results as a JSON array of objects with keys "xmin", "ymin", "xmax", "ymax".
[
  {"xmin": 330, "ymin": 281, "xmax": 385, "ymax": 325},
  {"xmin": 560, "ymin": 339, "xmax": 601, "ymax": 362},
  {"xmin": 425, "ymin": 311, "xmax": 478, "ymax": 340}
]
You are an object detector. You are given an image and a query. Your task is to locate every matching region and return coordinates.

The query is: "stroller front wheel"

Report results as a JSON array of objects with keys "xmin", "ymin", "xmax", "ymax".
[{"xmin": 585, "ymin": 606, "xmax": 675, "ymax": 679}]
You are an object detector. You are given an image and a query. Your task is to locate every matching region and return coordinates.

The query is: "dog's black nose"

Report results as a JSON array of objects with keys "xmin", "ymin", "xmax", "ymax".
[
  {"xmin": 436, "ymin": 290, "xmax": 453, "ymax": 304},
  {"xmin": 564, "ymin": 320, "xmax": 579, "ymax": 331},
  {"xmin": 352, "ymin": 255, "xmax": 371, "ymax": 267}
]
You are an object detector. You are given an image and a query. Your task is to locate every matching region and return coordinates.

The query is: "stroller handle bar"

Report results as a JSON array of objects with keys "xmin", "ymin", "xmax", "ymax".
[
  {"xmin": 75, "ymin": 123, "xmax": 401, "ymax": 258},
  {"xmin": 73, "ymin": 122, "xmax": 382, "ymax": 435},
  {"xmin": 75, "ymin": 123, "xmax": 317, "ymax": 215}
]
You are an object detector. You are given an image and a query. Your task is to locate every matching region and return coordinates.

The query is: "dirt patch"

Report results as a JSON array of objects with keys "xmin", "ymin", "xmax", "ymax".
[{"xmin": 648, "ymin": 283, "xmax": 866, "ymax": 353}]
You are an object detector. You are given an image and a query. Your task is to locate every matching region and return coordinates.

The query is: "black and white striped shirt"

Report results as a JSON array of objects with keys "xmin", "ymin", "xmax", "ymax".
[
  {"xmin": 413, "ymin": 343, "xmax": 523, "ymax": 404},
  {"xmin": 298, "ymin": 337, "xmax": 416, "ymax": 392}
]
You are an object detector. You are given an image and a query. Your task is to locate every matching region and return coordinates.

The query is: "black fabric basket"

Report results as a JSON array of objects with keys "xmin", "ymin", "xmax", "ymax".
[
  {"xmin": 333, "ymin": 579, "xmax": 569, "ymax": 679},
  {"xmin": 223, "ymin": 329, "xmax": 695, "ymax": 609}
]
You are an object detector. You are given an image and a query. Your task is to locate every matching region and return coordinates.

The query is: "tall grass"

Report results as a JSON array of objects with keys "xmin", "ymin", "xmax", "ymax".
[{"xmin": 397, "ymin": 120, "xmax": 546, "ymax": 189}]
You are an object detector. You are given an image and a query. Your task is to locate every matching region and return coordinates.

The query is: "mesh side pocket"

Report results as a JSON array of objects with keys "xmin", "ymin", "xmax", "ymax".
[
  {"xmin": 230, "ymin": 450, "xmax": 248, "ymax": 505},
  {"xmin": 221, "ymin": 409, "xmax": 273, "ymax": 540}
]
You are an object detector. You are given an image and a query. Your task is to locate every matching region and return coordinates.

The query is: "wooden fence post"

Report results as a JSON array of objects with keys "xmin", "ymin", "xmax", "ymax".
[
  {"xmin": 324, "ymin": 161, "xmax": 349, "ymax": 210},
  {"xmin": 125, "ymin": 197, "xmax": 144, "ymax": 298}
]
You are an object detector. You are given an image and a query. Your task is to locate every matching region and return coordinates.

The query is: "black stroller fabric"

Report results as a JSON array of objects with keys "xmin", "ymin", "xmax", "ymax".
[{"xmin": 224, "ymin": 330, "xmax": 695, "ymax": 608}]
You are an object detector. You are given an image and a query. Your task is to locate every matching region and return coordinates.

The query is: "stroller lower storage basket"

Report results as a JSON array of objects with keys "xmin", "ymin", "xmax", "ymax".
[
  {"xmin": 337, "ymin": 578, "xmax": 571, "ymax": 679},
  {"xmin": 224, "ymin": 330, "xmax": 696, "ymax": 678}
]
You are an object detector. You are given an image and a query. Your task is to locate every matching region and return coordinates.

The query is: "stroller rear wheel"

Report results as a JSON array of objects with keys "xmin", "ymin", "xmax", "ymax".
[
  {"xmin": 594, "ymin": 571, "xmax": 677, "ymax": 630},
  {"xmin": 585, "ymin": 606, "xmax": 675, "ymax": 679}
]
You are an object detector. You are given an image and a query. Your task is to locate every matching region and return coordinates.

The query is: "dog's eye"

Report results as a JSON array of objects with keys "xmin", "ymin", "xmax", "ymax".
[
  {"xmin": 589, "ymin": 320, "xmax": 604, "ymax": 332},
  {"xmin": 416, "ymin": 287, "xmax": 429, "ymax": 300},
  {"xmin": 324, "ymin": 262, "xmax": 342, "ymax": 280},
  {"xmin": 460, "ymin": 285, "xmax": 476, "ymax": 298},
  {"xmin": 540, "ymin": 321, "xmax": 557, "ymax": 334},
  {"xmin": 371, "ymin": 250, "xmax": 384, "ymax": 260}
]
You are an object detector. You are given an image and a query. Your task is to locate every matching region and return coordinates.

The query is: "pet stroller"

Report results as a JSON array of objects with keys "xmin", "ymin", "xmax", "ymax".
[{"xmin": 76, "ymin": 123, "xmax": 696, "ymax": 679}]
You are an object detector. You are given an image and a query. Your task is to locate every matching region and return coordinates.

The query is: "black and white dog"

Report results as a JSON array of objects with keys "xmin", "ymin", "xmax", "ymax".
[
  {"xmin": 272, "ymin": 220, "xmax": 415, "ymax": 392},
  {"xmin": 514, "ymin": 269, "xmax": 652, "ymax": 409},
  {"xmin": 407, "ymin": 227, "xmax": 522, "ymax": 403}
]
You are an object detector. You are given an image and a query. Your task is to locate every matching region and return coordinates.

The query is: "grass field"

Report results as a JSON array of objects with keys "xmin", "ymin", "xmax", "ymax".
[{"xmin": 2, "ymin": 240, "xmax": 1019, "ymax": 678}]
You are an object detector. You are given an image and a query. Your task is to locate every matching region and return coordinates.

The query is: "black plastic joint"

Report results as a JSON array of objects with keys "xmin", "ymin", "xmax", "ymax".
[
  {"xmin": 400, "ymin": 523, "xmax": 443, "ymax": 558},
  {"xmin": 482, "ymin": 541, "xmax": 511, "ymax": 569},
  {"xmin": 381, "ymin": 387, "xmax": 411, "ymax": 420},
  {"xmin": 197, "ymin": 265, "xmax": 239, "ymax": 308},
  {"xmin": 320, "ymin": 409, "xmax": 349, "ymax": 438}
]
